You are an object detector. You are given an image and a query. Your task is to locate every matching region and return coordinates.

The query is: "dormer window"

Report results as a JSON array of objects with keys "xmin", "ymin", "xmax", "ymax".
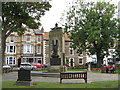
[
  {"xmin": 10, "ymin": 37, "xmax": 14, "ymax": 43},
  {"xmin": 27, "ymin": 29, "xmax": 30, "ymax": 32}
]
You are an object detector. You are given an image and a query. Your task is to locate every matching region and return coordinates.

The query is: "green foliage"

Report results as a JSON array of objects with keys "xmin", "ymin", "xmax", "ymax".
[
  {"xmin": 2, "ymin": 81, "xmax": 118, "ymax": 88},
  {"xmin": 2, "ymin": 1, "xmax": 51, "ymax": 36},
  {"xmin": 62, "ymin": 0, "xmax": 118, "ymax": 66},
  {"xmin": 1, "ymin": 1, "xmax": 51, "ymax": 65}
]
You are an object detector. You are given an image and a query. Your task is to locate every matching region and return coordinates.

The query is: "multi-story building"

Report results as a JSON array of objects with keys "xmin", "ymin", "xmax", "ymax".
[
  {"xmin": 5, "ymin": 27, "xmax": 43, "ymax": 67},
  {"xmin": 5, "ymin": 27, "xmax": 87, "ymax": 67}
]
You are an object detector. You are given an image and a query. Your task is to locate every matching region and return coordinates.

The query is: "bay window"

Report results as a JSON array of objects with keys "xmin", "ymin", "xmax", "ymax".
[
  {"xmin": 23, "ymin": 44, "xmax": 33, "ymax": 53},
  {"xmin": 6, "ymin": 56, "xmax": 16, "ymax": 65},
  {"xmin": 6, "ymin": 45, "xmax": 16, "ymax": 54}
]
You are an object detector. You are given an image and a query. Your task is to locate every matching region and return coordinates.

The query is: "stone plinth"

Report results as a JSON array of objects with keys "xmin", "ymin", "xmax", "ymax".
[
  {"xmin": 15, "ymin": 81, "xmax": 33, "ymax": 86},
  {"xmin": 48, "ymin": 66, "xmax": 67, "ymax": 73},
  {"xmin": 50, "ymin": 58, "xmax": 61, "ymax": 65},
  {"xmin": 16, "ymin": 70, "xmax": 32, "ymax": 86},
  {"xmin": 17, "ymin": 70, "xmax": 31, "ymax": 81}
]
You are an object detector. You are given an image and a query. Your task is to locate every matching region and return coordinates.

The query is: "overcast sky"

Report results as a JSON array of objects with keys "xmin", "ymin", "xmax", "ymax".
[{"xmin": 41, "ymin": 0, "xmax": 119, "ymax": 32}]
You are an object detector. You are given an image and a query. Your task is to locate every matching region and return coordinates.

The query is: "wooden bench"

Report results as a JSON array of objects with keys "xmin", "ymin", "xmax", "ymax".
[{"xmin": 60, "ymin": 72, "xmax": 87, "ymax": 84}]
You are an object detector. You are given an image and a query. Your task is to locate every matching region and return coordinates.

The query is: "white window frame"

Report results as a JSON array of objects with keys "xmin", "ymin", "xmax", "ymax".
[
  {"xmin": 9, "ymin": 36, "xmax": 14, "ymax": 43},
  {"xmin": 6, "ymin": 56, "xmax": 16, "ymax": 65},
  {"xmin": 69, "ymin": 58, "xmax": 75, "ymax": 66},
  {"xmin": 6, "ymin": 45, "xmax": 16, "ymax": 54},
  {"xmin": 78, "ymin": 57, "xmax": 83, "ymax": 65},
  {"xmin": 26, "ymin": 36, "xmax": 31, "ymax": 42},
  {"xmin": 37, "ymin": 46, "xmax": 41, "ymax": 54},
  {"xmin": 92, "ymin": 58, "xmax": 97, "ymax": 63},
  {"xmin": 23, "ymin": 44, "xmax": 33, "ymax": 53},
  {"xmin": 69, "ymin": 48, "xmax": 74, "ymax": 55}
]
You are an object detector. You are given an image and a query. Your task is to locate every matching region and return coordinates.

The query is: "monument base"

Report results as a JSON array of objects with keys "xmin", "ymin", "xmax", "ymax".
[
  {"xmin": 47, "ymin": 66, "xmax": 67, "ymax": 72},
  {"xmin": 15, "ymin": 81, "xmax": 33, "ymax": 86}
]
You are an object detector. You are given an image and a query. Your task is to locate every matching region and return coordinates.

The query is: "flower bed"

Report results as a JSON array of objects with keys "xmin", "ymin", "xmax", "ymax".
[{"xmin": 90, "ymin": 68, "xmax": 106, "ymax": 71}]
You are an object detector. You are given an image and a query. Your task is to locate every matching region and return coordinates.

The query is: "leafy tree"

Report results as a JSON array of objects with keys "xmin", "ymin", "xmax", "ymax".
[
  {"xmin": 1, "ymin": 1, "xmax": 51, "ymax": 65},
  {"xmin": 62, "ymin": 0, "xmax": 118, "ymax": 67},
  {"xmin": 116, "ymin": 18, "xmax": 120, "ymax": 61}
]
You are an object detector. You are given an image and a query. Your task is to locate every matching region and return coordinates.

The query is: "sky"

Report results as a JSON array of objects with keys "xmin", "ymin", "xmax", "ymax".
[{"xmin": 41, "ymin": 0, "xmax": 120, "ymax": 32}]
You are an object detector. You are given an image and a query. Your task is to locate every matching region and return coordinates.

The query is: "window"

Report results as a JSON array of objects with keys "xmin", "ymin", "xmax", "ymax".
[
  {"xmin": 23, "ymin": 44, "xmax": 33, "ymax": 53},
  {"xmin": 92, "ymin": 58, "xmax": 97, "ymax": 64},
  {"xmin": 27, "ymin": 29, "xmax": 30, "ymax": 32},
  {"xmin": 26, "ymin": 36, "xmax": 30, "ymax": 42},
  {"xmin": 6, "ymin": 56, "xmax": 16, "ymax": 65},
  {"xmin": 37, "ymin": 36, "xmax": 41, "ymax": 42},
  {"xmin": 92, "ymin": 58, "xmax": 96, "ymax": 62},
  {"xmin": 70, "ymin": 48, "xmax": 74, "ymax": 55},
  {"xmin": 37, "ymin": 46, "xmax": 41, "ymax": 54},
  {"xmin": 70, "ymin": 42, "xmax": 73, "ymax": 46},
  {"xmin": 27, "ymin": 45, "xmax": 30, "ymax": 53},
  {"xmin": 107, "ymin": 58, "xmax": 113, "ymax": 63},
  {"xmin": 10, "ymin": 37, "xmax": 14, "ymax": 43},
  {"xmin": 79, "ymin": 58, "xmax": 83, "ymax": 64},
  {"xmin": 6, "ymin": 45, "xmax": 16, "ymax": 54}
]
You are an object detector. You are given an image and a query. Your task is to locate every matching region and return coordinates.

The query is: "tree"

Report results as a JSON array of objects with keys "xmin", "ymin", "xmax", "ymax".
[
  {"xmin": 116, "ymin": 18, "xmax": 120, "ymax": 61},
  {"xmin": 62, "ymin": 0, "xmax": 118, "ymax": 67},
  {"xmin": 1, "ymin": 1, "xmax": 51, "ymax": 65}
]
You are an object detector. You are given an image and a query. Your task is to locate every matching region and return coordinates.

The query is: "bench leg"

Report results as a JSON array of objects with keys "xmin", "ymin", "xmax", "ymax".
[
  {"xmin": 60, "ymin": 79, "xmax": 62, "ymax": 84},
  {"xmin": 84, "ymin": 79, "xmax": 87, "ymax": 83}
]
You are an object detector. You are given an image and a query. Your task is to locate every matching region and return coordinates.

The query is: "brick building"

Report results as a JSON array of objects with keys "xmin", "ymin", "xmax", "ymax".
[{"xmin": 5, "ymin": 27, "xmax": 43, "ymax": 67}]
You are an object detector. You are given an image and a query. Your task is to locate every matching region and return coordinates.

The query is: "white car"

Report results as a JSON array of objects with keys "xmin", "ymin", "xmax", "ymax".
[
  {"xmin": 20, "ymin": 62, "xmax": 37, "ymax": 70},
  {"xmin": 3, "ymin": 65, "xmax": 11, "ymax": 68}
]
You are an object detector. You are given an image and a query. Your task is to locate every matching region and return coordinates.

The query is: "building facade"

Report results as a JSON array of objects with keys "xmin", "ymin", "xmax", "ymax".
[
  {"xmin": 5, "ymin": 27, "xmax": 43, "ymax": 67},
  {"xmin": 5, "ymin": 26, "xmax": 119, "ymax": 67}
]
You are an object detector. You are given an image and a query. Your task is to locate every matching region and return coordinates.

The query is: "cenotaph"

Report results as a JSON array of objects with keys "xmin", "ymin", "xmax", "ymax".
[{"xmin": 47, "ymin": 23, "xmax": 66, "ymax": 72}]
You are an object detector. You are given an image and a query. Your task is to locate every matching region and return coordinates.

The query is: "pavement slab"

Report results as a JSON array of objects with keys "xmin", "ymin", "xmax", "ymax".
[{"xmin": 1, "ymin": 71, "xmax": 119, "ymax": 83}]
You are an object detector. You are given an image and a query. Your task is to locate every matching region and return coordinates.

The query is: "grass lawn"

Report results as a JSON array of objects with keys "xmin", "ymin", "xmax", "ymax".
[
  {"xmin": 2, "ymin": 81, "xmax": 119, "ymax": 88},
  {"xmin": 68, "ymin": 69, "xmax": 87, "ymax": 71}
]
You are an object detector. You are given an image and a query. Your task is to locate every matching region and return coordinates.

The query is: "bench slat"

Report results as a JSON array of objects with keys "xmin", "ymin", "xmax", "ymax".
[{"xmin": 60, "ymin": 72, "xmax": 87, "ymax": 84}]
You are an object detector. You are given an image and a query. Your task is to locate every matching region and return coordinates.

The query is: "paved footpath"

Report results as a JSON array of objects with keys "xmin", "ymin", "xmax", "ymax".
[{"xmin": 2, "ymin": 71, "xmax": 119, "ymax": 84}]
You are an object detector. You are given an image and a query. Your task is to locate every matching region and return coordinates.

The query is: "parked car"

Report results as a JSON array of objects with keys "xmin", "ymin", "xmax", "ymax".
[
  {"xmin": 32, "ymin": 63, "xmax": 44, "ymax": 68},
  {"xmin": 3, "ymin": 65, "xmax": 11, "ymax": 68},
  {"xmin": 116, "ymin": 61, "xmax": 120, "ymax": 65},
  {"xmin": 20, "ymin": 62, "xmax": 37, "ymax": 70}
]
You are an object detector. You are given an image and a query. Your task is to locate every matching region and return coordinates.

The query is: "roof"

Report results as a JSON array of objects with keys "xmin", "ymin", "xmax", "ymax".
[
  {"xmin": 43, "ymin": 32, "xmax": 49, "ymax": 40},
  {"xmin": 34, "ymin": 29, "xmax": 42, "ymax": 34},
  {"xmin": 43, "ymin": 32, "xmax": 71, "ymax": 41}
]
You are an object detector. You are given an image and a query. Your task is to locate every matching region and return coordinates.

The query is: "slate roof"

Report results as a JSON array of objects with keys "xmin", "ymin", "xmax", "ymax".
[{"xmin": 34, "ymin": 29, "xmax": 42, "ymax": 34}]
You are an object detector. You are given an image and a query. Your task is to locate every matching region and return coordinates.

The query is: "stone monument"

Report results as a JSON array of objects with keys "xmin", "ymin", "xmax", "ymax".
[
  {"xmin": 48, "ymin": 23, "xmax": 66, "ymax": 72},
  {"xmin": 16, "ymin": 70, "xmax": 32, "ymax": 86}
]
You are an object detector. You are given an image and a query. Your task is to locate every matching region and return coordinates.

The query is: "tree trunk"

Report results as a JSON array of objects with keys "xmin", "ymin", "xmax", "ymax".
[
  {"xmin": 0, "ymin": 2, "xmax": 2, "ymax": 67},
  {"xmin": 2, "ymin": 33, "xmax": 7, "ymax": 66},
  {"xmin": 96, "ymin": 50, "xmax": 101, "ymax": 68},
  {"xmin": 0, "ymin": 26, "xmax": 2, "ymax": 67}
]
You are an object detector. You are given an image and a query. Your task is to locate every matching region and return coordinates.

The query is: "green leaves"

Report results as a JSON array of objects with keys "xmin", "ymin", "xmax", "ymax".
[
  {"xmin": 2, "ymin": 1, "xmax": 52, "ymax": 36},
  {"xmin": 62, "ymin": 0, "xmax": 118, "ymax": 66}
]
